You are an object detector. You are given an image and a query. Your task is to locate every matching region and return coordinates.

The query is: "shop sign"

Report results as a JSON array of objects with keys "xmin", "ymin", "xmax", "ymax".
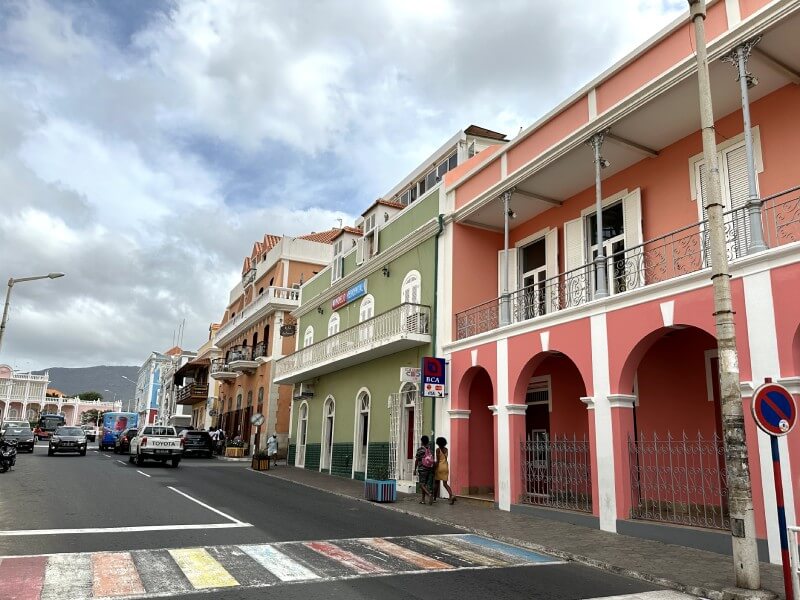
[{"xmin": 331, "ymin": 279, "xmax": 368, "ymax": 310}]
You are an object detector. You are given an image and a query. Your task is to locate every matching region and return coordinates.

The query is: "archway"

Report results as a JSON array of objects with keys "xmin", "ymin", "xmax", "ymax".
[
  {"xmin": 512, "ymin": 351, "xmax": 591, "ymax": 512},
  {"xmin": 622, "ymin": 325, "xmax": 727, "ymax": 530},
  {"xmin": 295, "ymin": 401, "xmax": 308, "ymax": 467},
  {"xmin": 465, "ymin": 367, "xmax": 495, "ymax": 498},
  {"xmin": 353, "ymin": 392, "xmax": 370, "ymax": 474},
  {"xmin": 321, "ymin": 397, "xmax": 335, "ymax": 471}
]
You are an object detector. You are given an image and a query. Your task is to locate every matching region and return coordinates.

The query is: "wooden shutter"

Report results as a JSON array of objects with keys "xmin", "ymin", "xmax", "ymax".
[
  {"xmin": 355, "ymin": 238, "xmax": 365, "ymax": 265},
  {"xmin": 563, "ymin": 217, "xmax": 585, "ymax": 272},
  {"xmin": 371, "ymin": 226, "xmax": 380, "ymax": 256},
  {"xmin": 545, "ymin": 228, "xmax": 558, "ymax": 312},
  {"xmin": 622, "ymin": 188, "xmax": 643, "ymax": 250},
  {"xmin": 497, "ymin": 249, "xmax": 518, "ymax": 296}
]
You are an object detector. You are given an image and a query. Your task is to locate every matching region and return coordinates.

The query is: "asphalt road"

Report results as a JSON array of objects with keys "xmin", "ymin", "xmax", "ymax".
[{"xmin": 0, "ymin": 443, "xmax": 685, "ymax": 600}]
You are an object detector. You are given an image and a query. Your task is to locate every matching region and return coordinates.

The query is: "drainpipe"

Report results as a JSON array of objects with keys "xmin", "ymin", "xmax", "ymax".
[{"xmin": 431, "ymin": 213, "xmax": 445, "ymax": 446}]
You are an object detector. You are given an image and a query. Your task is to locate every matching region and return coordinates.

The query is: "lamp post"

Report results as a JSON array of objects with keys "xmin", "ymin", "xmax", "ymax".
[{"xmin": 0, "ymin": 273, "xmax": 65, "ymax": 354}]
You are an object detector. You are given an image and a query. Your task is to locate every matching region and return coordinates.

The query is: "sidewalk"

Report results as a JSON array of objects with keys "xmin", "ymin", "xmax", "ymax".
[{"xmin": 257, "ymin": 465, "xmax": 786, "ymax": 600}]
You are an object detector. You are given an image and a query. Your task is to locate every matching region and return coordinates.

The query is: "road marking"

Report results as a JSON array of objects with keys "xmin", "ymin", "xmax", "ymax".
[
  {"xmin": 584, "ymin": 593, "xmax": 695, "ymax": 600},
  {"xmin": 417, "ymin": 534, "xmax": 513, "ymax": 567},
  {"xmin": 167, "ymin": 486, "xmax": 245, "ymax": 524},
  {"xmin": 305, "ymin": 541, "xmax": 387, "ymax": 574},
  {"xmin": 136, "ymin": 470, "xmax": 151, "ymax": 478},
  {"xmin": 115, "ymin": 460, "xmax": 126, "ymax": 465},
  {"xmin": 0, "ymin": 555, "xmax": 47, "ymax": 600},
  {"xmin": 457, "ymin": 533, "xmax": 557, "ymax": 563},
  {"xmin": 40, "ymin": 553, "xmax": 92, "ymax": 600},
  {"xmin": 131, "ymin": 549, "xmax": 193, "ymax": 595},
  {"xmin": 0, "ymin": 523, "xmax": 252, "ymax": 536},
  {"xmin": 168, "ymin": 548, "xmax": 238, "ymax": 589},
  {"xmin": 91, "ymin": 552, "xmax": 145, "ymax": 597},
  {"xmin": 239, "ymin": 544, "xmax": 319, "ymax": 582},
  {"xmin": 361, "ymin": 537, "xmax": 452, "ymax": 570}
]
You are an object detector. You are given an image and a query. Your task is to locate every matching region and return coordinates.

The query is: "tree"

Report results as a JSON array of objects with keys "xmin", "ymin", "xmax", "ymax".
[
  {"xmin": 81, "ymin": 409, "xmax": 111, "ymax": 425},
  {"xmin": 78, "ymin": 391, "xmax": 104, "ymax": 402}
]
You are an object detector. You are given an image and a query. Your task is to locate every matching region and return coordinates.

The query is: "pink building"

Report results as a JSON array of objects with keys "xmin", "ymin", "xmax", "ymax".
[{"xmin": 437, "ymin": 0, "xmax": 800, "ymax": 563}]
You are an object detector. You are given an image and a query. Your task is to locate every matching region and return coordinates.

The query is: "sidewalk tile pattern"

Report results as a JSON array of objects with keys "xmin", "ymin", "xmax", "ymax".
[{"xmin": 0, "ymin": 534, "xmax": 558, "ymax": 600}]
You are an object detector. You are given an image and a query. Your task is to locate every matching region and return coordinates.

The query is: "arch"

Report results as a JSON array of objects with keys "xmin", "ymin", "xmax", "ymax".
[
  {"xmin": 353, "ymin": 389, "xmax": 371, "ymax": 474},
  {"xmin": 453, "ymin": 366, "xmax": 495, "ymax": 499},
  {"xmin": 258, "ymin": 287, "xmax": 264, "ymax": 296},
  {"xmin": 303, "ymin": 326, "xmax": 314, "ymax": 348},
  {"xmin": 7, "ymin": 408, "xmax": 19, "ymax": 420},
  {"xmin": 359, "ymin": 295, "xmax": 375, "ymax": 321},
  {"xmin": 257, "ymin": 387, "xmax": 264, "ymax": 405},
  {"xmin": 321, "ymin": 396, "xmax": 335, "ymax": 471},
  {"xmin": 328, "ymin": 313, "xmax": 340, "ymax": 336},
  {"xmin": 295, "ymin": 401, "xmax": 309, "ymax": 467},
  {"xmin": 246, "ymin": 390, "xmax": 253, "ymax": 407},
  {"xmin": 395, "ymin": 382, "xmax": 420, "ymax": 481},
  {"xmin": 401, "ymin": 270, "xmax": 422, "ymax": 304}
]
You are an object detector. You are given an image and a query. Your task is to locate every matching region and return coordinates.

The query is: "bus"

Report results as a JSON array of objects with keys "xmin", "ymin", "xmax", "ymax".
[
  {"xmin": 34, "ymin": 413, "xmax": 66, "ymax": 441},
  {"xmin": 98, "ymin": 412, "xmax": 139, "ymax": 450}
]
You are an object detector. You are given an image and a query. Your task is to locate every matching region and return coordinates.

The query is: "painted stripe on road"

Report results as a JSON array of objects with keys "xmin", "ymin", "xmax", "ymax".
[
  {"xmin": 167, "ymin": 486, "xmax": 245, "ymax": 524},
  {"xmin": 455, "ymin": 533, "xmax": 555, "ymax": 563},
  {"xmin": 91, "ymin": 552, "xmax": 145, "ymax": 597},
  {"xmin": 136, "ymin": 470, "xmax": 151, "ymax": 478},
  {"xmin": 0, "ymin": 522, "xmax": 252, "ymax": 536},
  {"xmin": 168, "ymin": 548, "xmax": 238, "ymax": 590},
  {"xmin": 305, "ymin": 541, "xmax": 386, "ymax": 574},
  {"xmin": 239, "ymin": 544, "xmax": 319, "ymax": 582},
  {"xmin": 417, "ymin": 535, "xmax": 513, "ymax": 567},
  {"xmin": 360, "ymin": 537, "xmax": 453, "ymax": 570},
  {"xmin": 40, "ymin": 553, "xmax": 92, "ymax": 600},
  {"xmin": 206, "ymin": 545, "xmax": 279, "ymax": 587},
  {"xmin": 0, "ymin": 556, "xmax": 47, "ymax": 600},
  {"xmin": 131, "ymin": 549, "xmax": 193, "ymax": 595}
]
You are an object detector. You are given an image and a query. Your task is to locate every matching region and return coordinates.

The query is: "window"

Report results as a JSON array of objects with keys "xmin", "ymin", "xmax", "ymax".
[
  {"xmin": 236, "ymin": 393, "xmax": 242, "ymax": 410},
  {"xmin": 332, "ymin": 240, "xmax": 344, "ymax": 283},
  {"xmin": 333, "ymin": 240, "xmax": 343, "ymax": 255},
  {"xmin": 468, "ymin": 142, "xmax": 476, "ymax": 158},
  {"xmin": 303, "ymin": 326, "xmax": 314, "ymax": 348},
  {"xmin": 401, "ymin": 271, "xmax": 421, "ymax": 304},
  {"xmin": 355, "ymin": 392, "xmax": 370, "ymax": 472},
  {"xmin": 257, "ymin": 387, "xmax": 264, "ymax": 406},
  {"xmin": 258, "ymin": 287, "xmax": 264, "ymax": 296},
  {"xmin": 328, "ymin": 313, "xmax": 340, "ymax": 336},
  {"xmin": 364, "ymin": 214, "xmax": 376, "ymax": 233},
  {"xmin": 296, "ymin": 402, "xmax": 308, "ymax": 467},
  {"xmin": 519, "ymin": 239, "xmax": 547, "ymax": 319},
  {"xmin": 247, "ymin": 390, "xmax": 253, "ymax": 407},
  {"xmin": 359, "ymin": 295, "xmax": 374, "ymax": 322},
  {"xmin": 587, "ymin": 202, "xmax": 626, "ymax": 295},
  {"xmin": 264, "ymin": 325, "xmax": 270, "ymax": 355},
  {"xmin": 321, "ymin": 398, "xmax": 335, "ymax": 471}
]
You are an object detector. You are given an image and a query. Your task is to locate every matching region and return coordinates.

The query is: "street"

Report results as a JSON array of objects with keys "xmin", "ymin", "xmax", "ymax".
[{"xmin": 0, "ymin": 444, "xmax": 689, "ymax": 600}]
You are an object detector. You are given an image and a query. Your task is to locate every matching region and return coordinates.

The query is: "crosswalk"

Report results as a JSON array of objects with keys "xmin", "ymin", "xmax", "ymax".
[{"xmin": 0, "ymin": 533, "xmax": 560, "ymax": 600}]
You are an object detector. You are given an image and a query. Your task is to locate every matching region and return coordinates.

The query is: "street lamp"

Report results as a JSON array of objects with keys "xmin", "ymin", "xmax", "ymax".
[{"xmin": 0, "ymin": 273, "xmax": 66, "ymax": 354}]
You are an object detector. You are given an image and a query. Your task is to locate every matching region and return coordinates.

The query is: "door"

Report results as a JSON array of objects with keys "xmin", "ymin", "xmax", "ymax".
[
  {"xmin": 321, "ymin": 400, "xmax": 334, "ymax": 471},
  {"xmin": 525, "ymin": 378, "xmax": 551, "ymax": 500},
  {"xmin": 296, "ymin": 403, "xmax": 308, "ymax": 467},
  {"xmin": 588, "ymin": 202, "xmax": 626, "ymax": 295},
  {"xmin": 519, "ymin": 238, "xmax": 547, "ymax": 320},
  {"xmin": 355, "ymin": 394, "xmax": 370, "ymax": 473}
]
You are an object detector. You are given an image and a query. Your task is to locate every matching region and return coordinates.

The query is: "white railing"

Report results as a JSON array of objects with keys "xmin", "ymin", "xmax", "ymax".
[
  {"xmin": 790, "ymin": 526, "xmax": 800, "ymax": 600},
  {"xmin": 275, "ymin": 303, "xmax": 431, "ymax": 380},
  {"xmin": 216, "ymin": 286, "xmax": 300, "ymax": 341}
]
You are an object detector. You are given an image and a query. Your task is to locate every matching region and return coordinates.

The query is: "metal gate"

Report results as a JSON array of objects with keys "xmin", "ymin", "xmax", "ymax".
[
  {"xmin": 521, "ymin": 434, "xmax": 592, "ymax": 513},
  {"xmin": 628, "ymin": 431, "xmax": 729, "ymax": 530}
]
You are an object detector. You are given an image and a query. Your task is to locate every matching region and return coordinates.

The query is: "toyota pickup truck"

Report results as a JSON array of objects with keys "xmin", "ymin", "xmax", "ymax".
[{"xmin": 128, "ymin": 426, "xmax": 183, "ymax": 467}]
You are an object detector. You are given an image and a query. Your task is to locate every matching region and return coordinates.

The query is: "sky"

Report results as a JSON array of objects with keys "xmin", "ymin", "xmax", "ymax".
[{"xmin": 0, "ymin": 0, "xmax": 686, "ymax": 371}]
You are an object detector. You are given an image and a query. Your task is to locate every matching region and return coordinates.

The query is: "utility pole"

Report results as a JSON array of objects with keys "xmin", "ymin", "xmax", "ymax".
[
  {"xmin": 688, "ymin": 0, "xmax": 760, "ymax": 591},
  {"xmin": 499, "ymin": 189, "xmax": 514, "ymax": 326},
  {"xmin": 590, "ymin": 132, "xmax": 609, "ymax": 299}
]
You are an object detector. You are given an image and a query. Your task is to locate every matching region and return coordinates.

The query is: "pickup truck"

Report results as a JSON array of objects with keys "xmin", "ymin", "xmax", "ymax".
[{"xmin": 128, "ymin": 426, "xmax": 183, "ymax": 467}]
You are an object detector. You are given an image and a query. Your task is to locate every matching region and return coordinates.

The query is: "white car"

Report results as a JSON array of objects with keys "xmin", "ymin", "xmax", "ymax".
[
  {"xmin": 81, "ymin": 425, "xmax": 99, "ymax": 442},
  {"xmin": 128, "ymin": 426, "xmax": 183, "ymax": 467}
]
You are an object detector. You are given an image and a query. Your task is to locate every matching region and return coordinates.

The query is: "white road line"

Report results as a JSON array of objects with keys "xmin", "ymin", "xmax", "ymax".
[
  {"xmin": 116, "ymin": 460, "xmax": 126, "ymax": 465},
  {"xmin": 585, "ymin": 593, "xmax": 695, "ymax": 600},
  {"xmin": 167, "ymin": 486, "xmax": 244, "ymax": 525},
  {"xmin": 136, "ymin": 470, "xmax": 151, "ymax": 478},
  {"xmin": 0, "ymin": 522, "xmax": 252, "ymax": 536}
]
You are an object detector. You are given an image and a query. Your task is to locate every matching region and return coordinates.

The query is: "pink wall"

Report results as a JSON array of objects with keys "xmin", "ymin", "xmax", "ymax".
[
  {"xmin": 739, "ymin": 0, "xmax": 773, "ymax": 19},
  {"xmin": 454, "ymin": 157, "xmax": 502, "ymax": 210},
  {"xmin": 770, "ymin": 262, "xmax": 800, "ymax": 377},
  {"xmin": 451, "ymin": 224, "xmax": 502, "ymax": 317},
  {"xmin": 532, "ymin": 355, "xmax": 589, "ymax": 438},
  {"xmin": 446, "ymin": 144, "xmax": 503, "ymax": 188},
  {"xmin": 467, "ymin": 369, "xmax": 495, "ymax": 492}
]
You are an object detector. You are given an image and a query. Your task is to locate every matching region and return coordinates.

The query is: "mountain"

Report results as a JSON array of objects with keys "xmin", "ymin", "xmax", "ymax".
[{"xmin": 33, "ymin": 366, "xmax": 139, "ymax": 409}]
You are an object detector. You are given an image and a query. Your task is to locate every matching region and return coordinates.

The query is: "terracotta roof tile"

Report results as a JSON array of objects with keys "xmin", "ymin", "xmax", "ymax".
[
  {"xmin": 163, "ymin": 346, "xmax": 182, "ymax": 356},
  {"xmin": 360, "ymin": 198, "xmax": 405, "ymax": 216},
  {"xmin": 331, "ymin": 226, "xmax": 364, "ymax": 240},
  {"xmin": 298, "ymin": 228, "xmax": 342, "ymax": 244}
]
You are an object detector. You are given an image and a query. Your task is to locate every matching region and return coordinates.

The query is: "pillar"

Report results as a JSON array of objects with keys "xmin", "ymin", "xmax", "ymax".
[
  {"xmin": 507, "ymin": 404, "xmax": 528, "ymax": 506},
  {"xmin": 581, "ymin": 397, "xmax": 600, "ymax": 518},
  {"xmin": 608, "ymin": 395, "xmax": 637, "ymax": 520},
  {"xmin": 447, "ymin": 409, "xmax": 470, "ymax": 495}
]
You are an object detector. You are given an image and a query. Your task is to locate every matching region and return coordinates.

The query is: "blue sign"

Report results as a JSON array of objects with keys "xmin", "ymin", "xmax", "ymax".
[
  {"xmin": 422, "ymin": 357, "xmax": 446, "ymax": 398},
  {"xmin": 752, "ymin": 382, "xmax": 797, "ymax": 437},
  {"xmin": 331, "ymin": 279, "xmax": 368, "ymax": 310}
]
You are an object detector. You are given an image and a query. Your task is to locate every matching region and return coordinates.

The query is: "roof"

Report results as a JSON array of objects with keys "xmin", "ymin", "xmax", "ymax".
[
  {"xmin": 464, "ymin": 125, "xmax": 508, "ymax": 141},
  {"xmin": 331, "ymin": 226, "xmax": 365, "ymax": 241},
  {"xmin": 298, "ymin": 228, "xmax": 343, "ymax": 244},
  {"xmin": 361, "ymin": 198, "xmax": 406, "ymax": 217},
  {"xmin": 163, "ymin": 346, "xmax": 183, "ymax": 356}
]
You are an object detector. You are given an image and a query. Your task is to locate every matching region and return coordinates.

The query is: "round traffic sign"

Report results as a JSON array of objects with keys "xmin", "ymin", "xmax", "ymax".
[
  {"xmin": 751, "ymin": 382, "xmax": 797, "ymax": 437},
  {"xmin": 250, "ymin": 412, "xmax": 265, "ymax": 427}
]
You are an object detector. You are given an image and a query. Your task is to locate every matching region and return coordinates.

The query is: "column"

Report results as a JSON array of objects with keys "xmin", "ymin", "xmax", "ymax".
[
  {"xmin": 22, "ymin": 402, "xmax": 28, "ymax": 422},
  {"xmin": 495, "ymin": 338, "xmax": 511, "ymax": 511},
  {"xmin": 507, "ymin": 404, "xmax": 528, "ymax": 507},
  {"xmin": 608, "ymin": 395, "xmax": 637, "ymax": 520},
  {"xmin": 448, "ymin": 409, "xmax": 470, "ymax": 496},
  {"xmin": 581, "ymin": 397, "xmax": 600, "ymax": 519}
]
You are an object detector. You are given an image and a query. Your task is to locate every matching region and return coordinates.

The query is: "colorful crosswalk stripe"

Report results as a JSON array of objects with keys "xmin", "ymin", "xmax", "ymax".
[
  {"xmin": 239, "ymin": 543, "xmax": 319, "ymax": 582},
  {"xmin": 168, "ymin": 548, "xmax": 239, "ymax": 589},
  {"xmin": 0, "ymin": 533, "xmax": 563, "ymax": 599}
]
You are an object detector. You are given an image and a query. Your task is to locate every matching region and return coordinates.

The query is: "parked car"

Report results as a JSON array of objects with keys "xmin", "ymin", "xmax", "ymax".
[
  {"xmin": 128, "ymin": 426, "xmax": 183, "ymax": 467},
  {"xmin": 114, "ymin": 428, "xmax": 138, "ymax": 454},
  {"xmin": 178, "ymin": 430, "xmax": 213, "ymax": 458},
  {"xmin": 81, "ymin": 425, "xmax": 98, "ymax": 442},
  {"xmin": 1, "ymin": 420, "xmax": 30, "ymax": 436},
  {"xmin": 48, "ymin": 426, "xmax": 88, "ymax": 456},
  {"xmin": 1, "ymin": 425, "xmax": 35, "ymax": 453}
]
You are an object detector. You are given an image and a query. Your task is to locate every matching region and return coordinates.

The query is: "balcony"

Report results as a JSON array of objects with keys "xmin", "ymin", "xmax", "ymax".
[
  {"xmin": 216, "ymin": 286, "xmax": 300, "ymax": 345},
  {"xmin": 455, "ymin": 186, "xmax": 800, "ymax": 341},
  {"xmin": 274, "ymin": 303, "xmax": 432, "ymax": 384},
  {"xmin": 252, "ymin": 341, "xmax": 269, "ymax": 362},
  {"xmin": 228, "ymin": 346, "xmax": 259, "ymax": 373},
  {"xmin": 210, "ymin": 359, "xmax": 238, "ymax": 381},
  {"xmin": 176, "ymin": 383, "xmax": 209, "ymax": 405}
]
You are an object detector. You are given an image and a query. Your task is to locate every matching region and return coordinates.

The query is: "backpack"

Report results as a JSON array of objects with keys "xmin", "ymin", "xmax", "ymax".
[{"xmin": 421, "ymin": 446, "xmax": 435, "ymax": 469}]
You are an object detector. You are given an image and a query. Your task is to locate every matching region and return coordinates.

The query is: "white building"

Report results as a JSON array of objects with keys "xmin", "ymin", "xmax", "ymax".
[{"xmin": 0, "ymin": 364, "xmax": 48, "ymax": 423}]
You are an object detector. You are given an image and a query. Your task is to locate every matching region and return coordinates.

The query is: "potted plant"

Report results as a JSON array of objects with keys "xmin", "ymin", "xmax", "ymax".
[
  {"xmin": 364, "ymin": 466, "xmax": 396, "ymax": 503},
  {"xmin": 225, "ymin": 438, "xmax": 245, "ymax": 458},
  {"xmin": 251, "ymin": 449, "xmax": 270, "ymax": 471}
]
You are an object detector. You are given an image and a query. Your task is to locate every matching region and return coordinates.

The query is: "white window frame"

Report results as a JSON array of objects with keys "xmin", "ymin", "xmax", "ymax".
[
  {"xmin": 327, "ymin": 313, "xmax": 340, "ymax": 337},
  {"xmin": 359, "ymin": 295, "xmax": 374, "ymax": 322},
  {"xmin": 320, "ymin": 396, "xmax": 335, "ymax": 471},
  {"xmin": 401, "ymin": 270, "xmax": 422, "ymax": 305},
  {"xmin": 295, "ymin": 401, "xmax": 309, "ymax": 467},
  {"xmin": 353, "ymin": 389, "xmax": 371, "ymax": 474},
  {"xmin": 303, "ymin": 326, "xmax": 314, "ymax": 348}
]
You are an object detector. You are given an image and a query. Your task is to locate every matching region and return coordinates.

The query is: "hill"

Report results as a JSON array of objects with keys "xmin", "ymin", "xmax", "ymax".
[{"xmin": 34, "ymin": 365, "xmax": 139, "ymax": 408}]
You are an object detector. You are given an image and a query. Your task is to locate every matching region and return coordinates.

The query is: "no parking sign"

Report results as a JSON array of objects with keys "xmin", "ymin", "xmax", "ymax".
[{"xmin": 751, "ymin": 382, "xmax": 796, "ymax": 436}]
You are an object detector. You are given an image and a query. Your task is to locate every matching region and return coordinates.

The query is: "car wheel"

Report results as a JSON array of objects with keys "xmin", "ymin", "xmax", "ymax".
[
  {"xmin": 0, "ymin": 462, "xmax": 8, "ymax": 473},
  {"xmin": 47, "ymin": 449, "xmax": 54, "ymax": 456},
  {"xmin": 171, "ymin": 458, "xmax": 180, "ymax": 468},
  {"xmin": 135, "ymin": 453, "xmax": 144, "ymax": 466},
  {"xmin": 79, "ymin": 449, "xmax": 86, "ymax": 456},
  {"xmin": 128, "ymin": 453, "xmax": 134, "ymax": 463}
]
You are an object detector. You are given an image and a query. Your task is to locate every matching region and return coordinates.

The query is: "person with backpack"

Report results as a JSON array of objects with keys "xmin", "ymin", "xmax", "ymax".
[{"xmin": 414, "ymin": 435, "xmax": 435, "ymax": 505}]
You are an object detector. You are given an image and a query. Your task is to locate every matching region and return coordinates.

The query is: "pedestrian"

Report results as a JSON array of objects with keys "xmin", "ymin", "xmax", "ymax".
[
  {"xmin": 267, "ymin": 433, "xmax": 278, "ymax": 468},
  {"xmin": 217, "ymin": 427, "xmax": 226, "ymax": 455},
  {"xmin": 435, "ymin": 437, "xmax": 456, "ymax": 504},
  {"xmin": 414, "ymin": 435, "xmax": 435, "ymax": 505}
]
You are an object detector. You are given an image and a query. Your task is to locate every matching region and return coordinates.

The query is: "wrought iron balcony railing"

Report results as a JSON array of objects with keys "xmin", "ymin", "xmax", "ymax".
[
  {"xmin": 275, "ymin": 303, "xmax": 431, "ymax": 382},
  {"xmin": 455, "ymin": 186, "xmax": 800, "ymax": 341}
]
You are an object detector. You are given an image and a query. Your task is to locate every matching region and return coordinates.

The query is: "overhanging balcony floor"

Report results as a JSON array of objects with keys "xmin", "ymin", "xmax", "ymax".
[{"xmin": 229, "ymin": 360, "xmax": 259, "ymax": 373}]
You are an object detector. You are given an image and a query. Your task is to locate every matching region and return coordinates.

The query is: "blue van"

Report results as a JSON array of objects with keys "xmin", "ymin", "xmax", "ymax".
[{"xmin": 98, "ymin": 412, "xmax": 139, "ymax": 450}]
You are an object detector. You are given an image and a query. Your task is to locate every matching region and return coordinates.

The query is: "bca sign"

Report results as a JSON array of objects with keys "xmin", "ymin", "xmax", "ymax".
[{"xmin": 421, "ymin": 357, "xmax": 446, "ymax": 398}]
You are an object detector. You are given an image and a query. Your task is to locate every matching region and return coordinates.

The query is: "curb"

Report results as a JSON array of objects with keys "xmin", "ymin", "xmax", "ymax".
[{"xmin": 251, "ymin": 468, "xmax": 727, "ymax": 600}]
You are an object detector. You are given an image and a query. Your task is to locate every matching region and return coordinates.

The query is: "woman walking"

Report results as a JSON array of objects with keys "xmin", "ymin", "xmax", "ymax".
[{"xmin": 435, "ymin": 437, "xmax": 456, "ymax": 504}]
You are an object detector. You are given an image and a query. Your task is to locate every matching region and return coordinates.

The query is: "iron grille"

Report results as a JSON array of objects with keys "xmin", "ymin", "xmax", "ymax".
[{"xmin": 521, "ymin": 434, "xmax": 592, "ymax": 513}]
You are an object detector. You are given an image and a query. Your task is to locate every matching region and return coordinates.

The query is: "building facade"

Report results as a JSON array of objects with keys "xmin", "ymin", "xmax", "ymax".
[
  {"xmin": 439, "ymin": 0, "xmax": 800, "ymax": 564},
  {"xmin": 174, "ymin": 326, "xmax": 222, "ymax": 430},
  {"xmin": 135, "ymin": 350, "xmax": 176, "ymax": 425},
  {"xmin": 0, "ymin": 364, "xmax": 48, "ymax": 423},
  {"xmin": 211, "ymin": 232, "xmax": 339, "ymax": 454},
  {"xmin": 277, "ymin": 126, "xmax": 508, "ymax": 490}
]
